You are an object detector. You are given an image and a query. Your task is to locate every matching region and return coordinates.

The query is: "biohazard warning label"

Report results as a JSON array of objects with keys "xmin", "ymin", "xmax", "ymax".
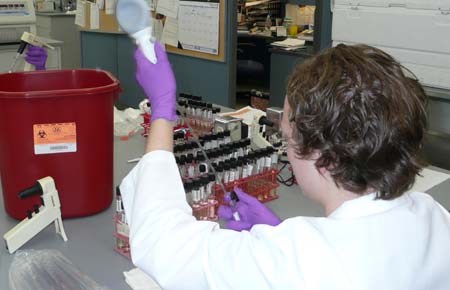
[{"xmin": 33, "ymin": 123, "xmax": 77, "ymax": 155}]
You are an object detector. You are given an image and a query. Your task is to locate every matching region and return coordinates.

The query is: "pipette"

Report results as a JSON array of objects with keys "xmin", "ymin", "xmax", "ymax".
[
  {"xmin": 8, "ymin": 32, "xmax": 55, "ymax": 73},
  {"xmin": 8, "ymin": 41, "xmax": 27, "ymax": 73}
]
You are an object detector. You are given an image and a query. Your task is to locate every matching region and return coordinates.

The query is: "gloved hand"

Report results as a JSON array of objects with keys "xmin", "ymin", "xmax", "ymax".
[
  {"xmin": 134, "ymin": 42, "xmax": 177, "ymax": 122},
  {"xmin": 218, "ymin": 187, "xmax": 281, "ymax": 231},
  {"xmin": 25, "ymin": 45, "xmax": 47, "ymax": 70}
]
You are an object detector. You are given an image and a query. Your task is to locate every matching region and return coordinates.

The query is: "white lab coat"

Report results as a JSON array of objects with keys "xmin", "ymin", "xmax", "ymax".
[{"xmin": 120, "ymin": 150, "xmax": 450, "ymax": 290}]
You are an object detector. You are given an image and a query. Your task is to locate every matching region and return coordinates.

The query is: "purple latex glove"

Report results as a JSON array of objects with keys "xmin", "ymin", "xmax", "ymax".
[
  {"xmin": 218, "ymin": 187, "xmax": 281, "ymax": 231},
  {"xmin": 24, "ymin": 45, "xmax": 47, "ymax": 70},
  {"xmin": 134, "ymin": 42, "xmax": 177, "ymax": 122}
]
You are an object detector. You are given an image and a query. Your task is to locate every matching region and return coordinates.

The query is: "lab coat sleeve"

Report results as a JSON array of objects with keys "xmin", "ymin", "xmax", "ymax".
[
  {"xmin": 120, "ymin": 151, "xmax": 297, "ymax": 290},
  {"xmin": 120, "ymin": 150, "xmax": 212, "ymax": 289}
]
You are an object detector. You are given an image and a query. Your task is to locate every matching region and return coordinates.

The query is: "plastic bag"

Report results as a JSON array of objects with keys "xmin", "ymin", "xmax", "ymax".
[
  {"xmin": 9, "ymin": 249, "xmax": 110, "ymax": 290},
  {"xmin": 114, "ymin": 105, "xmax": 144, "ymax": 137}
]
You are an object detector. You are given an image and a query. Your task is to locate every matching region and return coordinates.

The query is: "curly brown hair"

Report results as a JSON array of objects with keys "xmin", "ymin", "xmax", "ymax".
[{"xmin": 286, "ymin": 44, "xmax": 428, "ymax": 200}]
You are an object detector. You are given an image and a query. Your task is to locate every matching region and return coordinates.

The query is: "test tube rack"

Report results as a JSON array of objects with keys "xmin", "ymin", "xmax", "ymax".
[
  {"xmin": 141, "ymin": 93, "xmax": 221, "ymax": 137},
  {"xmin": 113, "ymin": 213, "xmax": 131, "ymax": 259},
  {"xmin": 213, "ymin": 169, "xmax": 279, "ymax": 206}
]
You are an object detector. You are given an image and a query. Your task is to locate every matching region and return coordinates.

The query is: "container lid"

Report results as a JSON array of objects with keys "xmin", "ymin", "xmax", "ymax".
[{"xmin": 0, "ymin": 69, "xmax": 120, "ymax": 99}]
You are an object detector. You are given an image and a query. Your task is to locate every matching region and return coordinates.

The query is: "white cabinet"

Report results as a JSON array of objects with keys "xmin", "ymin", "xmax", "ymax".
[
  {"xmin": 36, "ymin": 13, "xmax": 80, "ymax": 69},
  {"xmin": 332, "ymin": 1, "xmax": 450, "ymax": 90}
]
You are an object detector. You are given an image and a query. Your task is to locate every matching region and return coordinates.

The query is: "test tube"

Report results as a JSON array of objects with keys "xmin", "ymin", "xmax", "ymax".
[
  {"xmin": 198, "ymin": 163, "xmax": 207, "ymax": 177},
  {"xmin": 207, "ymin": 198, "xmax": 218, "ymax": 220},
  {"xmin": 263, "ymin": 147, "xmax": 272, "ymax": 172},
  {"xmin": 237, "ymin": 140, "xmax": 245, "ymax": 158},
  {"xmin": 252, "ymin": 151, "xmax": 260, "ymax": 175},
  {"xmin": 257, "ymin": 149, "xmax": 266, "ymax": 174},
  {"xmin": 196, "ymin": 152, "xmax": 208, "ymax": 175},
  {"xmin": 217, "ymin": 148, "xmax": 225, "ymax": 163},
  {"xmin": 241, "ymin": 157, "xmax": 249, "ymax": 179},
  {"xmin": 245, "ymin": 139, "xmax": 251, "ymax": 155},
  {"xmin": 207, "ymin": 173, "xmax": 215, "ymax": 197},
  {"xmin": 191, "ymin": 178, "xmax": 201, "ymax": 204},
  {"xmin": 179, "ymin": 143, "xmax": 187, "ymax": 157},
  {"xmin": 198, "ymin": 177, "xmax": 206, "ymax": 203},
  {"xmin": 179, "ymin": 155, "xmax": 187, "ymax": 178},
  {"xmin": 195, "ymin": 105, "xmax": 204, "ymax": 130},
  {"xmin": 215, "ymin": 165, "xmax": 224, "ymax": 185},
  {"xmin": 184, "ymin": 102, "xmax": 189, "ymax": 122},
  {"xmin": 246, "ymin": 152, "xmax": 255, "ymax": 176},
  {"xmin": 184, "ymin": 180, "xmax": 193, "ymax": 205},
  {"xmin": 186, "ymin": 153, "xmax": 195, "ymax": 178},
  {"xmin": 115, "ymin": 186, "xmax": 124, "ymax": 222},
  {"xmin": 236, "ymin": 159, "xmax": 243, "ymax": 181},
  {"xmin": 223, "ymin": 162, "xmax": 231, "ymax": 184},
  {"xmin": 177, "ymin": 100, "xmax": 187, "ymax": 117},
  {"xmin": 232, "ymin": 142, "xmax": 239, "ymax": 159},
  {"xmin": 174, "ymin": 131, "xmax": 183, "ymax": 145},
  {"xmin": 208, "ymin": 150, "xmax": 217, "ymax": 164},
  {"xmin": 211, "ymin": 134, "xmax": 218, "ymax": 149},
  {"xmin": 205, "ymin": 135, "xmax": 213, "ymax": 150},
  {"xmin": 201, "ymin": 107, "xmax": 209, "ymax": 133},
  {"xmin": 217, "ymin": 131, "xmax": 224, "ymax": 146},
  {"xmin": 226, "ymin": 145, "xmax": 233, "ymax": 159},
  {"xmin": 191, "ymin": 141, "xmax": 199, "ymax": 155},
  {"xmin": 224, "ymin": 130, "xmax": 231, "ymax": 144},
  {"xmin": 191, "ymin": 181, "xmax": 201, "ymax": 218},
  {"xmin": 229, "ymin": 160, "xmax": 236, "ymax": 183}
]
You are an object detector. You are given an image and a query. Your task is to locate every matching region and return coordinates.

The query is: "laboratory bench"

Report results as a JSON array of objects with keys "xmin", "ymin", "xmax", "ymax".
[{"xmin": 1, "ymin": 133, "xmax": 450, "ymax": 289}]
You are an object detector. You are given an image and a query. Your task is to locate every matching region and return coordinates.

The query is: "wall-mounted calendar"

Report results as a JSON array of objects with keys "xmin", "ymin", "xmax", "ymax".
[
  {"xmin": 156, "ymin": 0, "xmax": 225, "ymax": 62},
  {"xmin": 178, "ymin": 0, "xmax": 220, "ymax": 55}
]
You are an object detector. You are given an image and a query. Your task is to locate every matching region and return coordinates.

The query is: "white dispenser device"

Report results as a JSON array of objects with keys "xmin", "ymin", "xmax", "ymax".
[
  {"xmin": 332, "ymin": 0, "xmax": 450, "ymax": 90},
  {"xmin": 0, "ymin": 0, "xmax": 36, "ymax": 43},
  {"xmin": 116, "ymin": 0, "xmax": 157, "ymax": 64},
  {"xmin": 3, "ymin": 176, "xmax": 68, "ymax": 254}
]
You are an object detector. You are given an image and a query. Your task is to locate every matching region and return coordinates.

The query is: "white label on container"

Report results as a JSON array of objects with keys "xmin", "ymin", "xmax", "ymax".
[{"xmin": 33, "ymin": 123, "xmax": 77, "ymax": 155}]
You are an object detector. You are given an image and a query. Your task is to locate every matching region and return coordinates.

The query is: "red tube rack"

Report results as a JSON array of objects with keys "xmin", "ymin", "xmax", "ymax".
[
  {"xmin": 213, "ymin": 169, "xmax": 279, "ymax": 206},
  {"xmin": 113, "ymin": 214, "xmax": 131, "ymax": 259}
]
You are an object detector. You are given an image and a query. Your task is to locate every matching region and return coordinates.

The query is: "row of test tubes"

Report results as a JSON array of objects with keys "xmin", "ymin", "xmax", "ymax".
[
  {"xmin": 114, "ymin": 187, "xmax": 130, "ymax": 258},
  {"xmin": 176, "ymin": 128, "xmax": 280, "ymax": 219},
  {"xmin": 177, "ymin": 93, "xmax": 221, "ymax": 135}
]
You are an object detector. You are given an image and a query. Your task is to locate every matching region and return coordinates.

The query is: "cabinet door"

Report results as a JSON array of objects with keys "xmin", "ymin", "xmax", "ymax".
[
  {"xmin": 80, "ymin": 31, "xmax": 118, "ymax": 76},
  {"xmin": 270, "ymin": 52, "xmax": 308, "ymax": 107},
  {"xmin": 117, "ymin": 35, "xmax": 147, "ymax": 108}
]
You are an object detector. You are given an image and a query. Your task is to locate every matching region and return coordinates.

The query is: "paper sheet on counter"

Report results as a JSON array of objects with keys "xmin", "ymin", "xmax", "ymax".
[
  {"xmin": 409, "ymin": 168, "xmax": 450, "ymax": 193},
  {"xmin": 124, "ymin": 268, "xmax": 162, "ymax": 290}
]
